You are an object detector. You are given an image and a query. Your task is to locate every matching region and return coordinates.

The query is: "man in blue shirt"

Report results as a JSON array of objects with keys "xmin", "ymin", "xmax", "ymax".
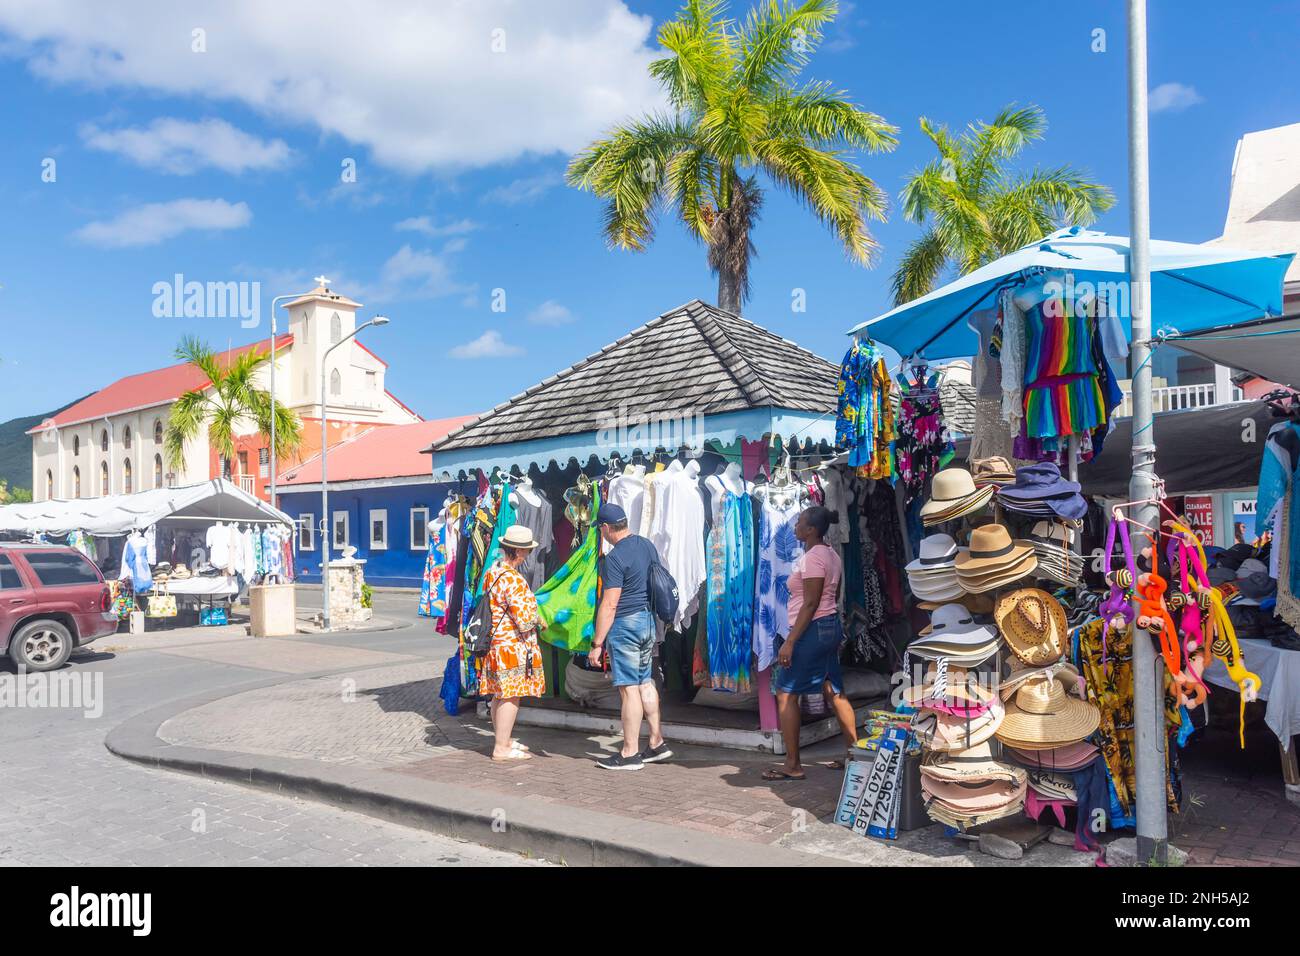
[{"xmin": 588, "ymin": 503, "xmax": 672, "ymax": 771}]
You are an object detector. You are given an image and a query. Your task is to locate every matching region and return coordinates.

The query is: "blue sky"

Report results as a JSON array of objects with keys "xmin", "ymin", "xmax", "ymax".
[{"xmin": 0, "ymin": 0, "xmax": 1297, "ymax": 422}]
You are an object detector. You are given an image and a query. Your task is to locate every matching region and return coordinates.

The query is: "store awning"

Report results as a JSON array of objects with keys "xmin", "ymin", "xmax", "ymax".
[
  {"xmin": 0, "ymin": 479, "xmax": 292, "ymax": 537},
  {"xmin": 1162, "ymin": 313, "xmax": 1300, "ymax": 387},
  {"xmin": 848, "ymin": 227, "xmax": 1295, "ymax": 358}
]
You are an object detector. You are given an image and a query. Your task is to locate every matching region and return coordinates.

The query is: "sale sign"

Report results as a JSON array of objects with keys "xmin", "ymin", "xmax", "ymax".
[{"xmin": 1184, "ymin": 495, "xmax": 1215, "ymax": 545}]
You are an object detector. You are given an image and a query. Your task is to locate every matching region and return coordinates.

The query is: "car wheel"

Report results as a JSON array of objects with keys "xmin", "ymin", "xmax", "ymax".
[{"xmin": 9, "ymin": 620, "xmax": 73, "ymax": 672}]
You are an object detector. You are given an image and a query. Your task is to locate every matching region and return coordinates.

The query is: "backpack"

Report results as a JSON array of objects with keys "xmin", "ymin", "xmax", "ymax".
[{"xmin": 648, "ymin": 557, "xmax": 679, "ymax": 626}]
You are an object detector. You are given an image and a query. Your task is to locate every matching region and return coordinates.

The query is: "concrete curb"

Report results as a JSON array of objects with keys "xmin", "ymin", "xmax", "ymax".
[{"xmin": 104, "ymin": 670, "xmax": 847, "ymax": 868}]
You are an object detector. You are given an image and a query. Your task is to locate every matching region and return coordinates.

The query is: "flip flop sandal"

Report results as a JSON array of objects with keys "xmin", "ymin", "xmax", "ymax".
[
  {"xmin": 762, "ymin": 768, "xmax": 806, "ymax": 782},
  {"xmin": 511, "ymin": 740, "xmax": 531, "ymax": 752}
]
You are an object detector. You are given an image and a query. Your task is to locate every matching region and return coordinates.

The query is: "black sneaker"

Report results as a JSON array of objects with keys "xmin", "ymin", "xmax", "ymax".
[
  {"xmin": 596, "ymin": 752, "xmax": 644, "ymax": 771},
  {"xmin": 638, "ymin": 742, "xmax": 673, "ymax": 763}
]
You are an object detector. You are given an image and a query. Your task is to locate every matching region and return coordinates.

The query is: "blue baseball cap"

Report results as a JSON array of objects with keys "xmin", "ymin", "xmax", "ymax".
[{"xmin": 597, "ymin": 503, "xmax": 627, "ymax": 525}]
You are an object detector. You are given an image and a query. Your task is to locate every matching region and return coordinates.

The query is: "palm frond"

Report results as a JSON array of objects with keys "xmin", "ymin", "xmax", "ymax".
[
  {"xmin": 739, "ymin": 0, "xmax": 837, "ymax": 91},
  {"xmin": 964, "ymin": 103, "xmax": 1047, "ymax": 194},
  {"xmin": 163, "ymin": 388, "xmax": 209, "ymax": 470},
  {"xmin": 651, "ymin": 0, "xmax": 734, "ymax": 111},
  {"xmin": 667, "ymin": 146, "xmax": 720, "ymax": 241},
  {"xmin": 890, "ymin": 229, "xmax": 949, "ymax": 305},
  {"xmin": 766, "ymin": 81, "xmax": 898, "ymax": 152}
]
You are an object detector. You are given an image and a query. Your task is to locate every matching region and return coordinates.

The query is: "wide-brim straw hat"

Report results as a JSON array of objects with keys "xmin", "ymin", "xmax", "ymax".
[
  {"xmin": 955, "ymin": 524, "xmax": 1035, "ymax": 573},
  {"xmin": 925, "ymin": 796, "xmax": 1026, "ymax": 830},
  {"xmin": 995, "ymin": 676, "xmax": 1100, "ymax": 750},
  {"xmin": 921, "ymin": 774, "xmax": 1026, "ymax": 813},
  {"xmin": 913, "ymin": 699, "xmax": 1005, "ymax": 751},
  {"xmin": 918, "ymin": 593, "xmax": 994, "ymax": 615},
  {"xmin": 1003, "ymin": 740, "xmax": 1099, "ymax": 772},
  {"xmin": 956, "ymin": 554, "xmax": 1039, "ymax": 593},
  {"xmin": 920, "ymin": 469, "xmax": 995, "ymax": 523},
  {"xmin": 499, "ymin": 524, "xmax": 540, "ymax": 550},
  {"xmin": 906, "ymin": 642, "xmax": 1002, "ymax": 666},
  {"xmin": 920, "ymin": 741, "xmax": 1026, "ymax": 785},
  {"xmin": 1026, "ymin": 769, "xmax": 1078, "ymax": 801},
  {"xmin": 921, "ymin": 486, "xmax": 996, "ymax": 526},
  {"xmin": 995, "ymin": 588, "xmax": 1068, "ymax": 665},
  {"xmin": 900, "ymin": 662, "xmax": 997, "ymax": 709}
]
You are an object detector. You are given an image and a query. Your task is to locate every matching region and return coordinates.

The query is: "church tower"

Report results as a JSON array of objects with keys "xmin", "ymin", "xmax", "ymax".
[{"xmin": 284, "ymin": 277, "xmax": 362, "ymax": 415}]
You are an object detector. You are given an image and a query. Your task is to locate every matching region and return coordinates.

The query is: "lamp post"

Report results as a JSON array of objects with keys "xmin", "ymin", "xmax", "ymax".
[
  {"xmin": 267, "ymin": 285, "xmax": 320, "ymax": 508},
  {"xmin": 1127, "ymin": 0, "xmax": 1168, "ymax": 865},
  {"xmin": 320, "ymin": 315, "xmax": 390, "ymax": 632}
]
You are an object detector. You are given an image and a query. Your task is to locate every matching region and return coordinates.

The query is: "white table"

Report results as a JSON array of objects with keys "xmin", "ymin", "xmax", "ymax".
[
  {"xmin": 156, "ymin": 575, "xmax": 240, "ymax": 597},
  {"xmin": 1205, "ymin": 637, "xmax": 1300, "ymax": 802}
]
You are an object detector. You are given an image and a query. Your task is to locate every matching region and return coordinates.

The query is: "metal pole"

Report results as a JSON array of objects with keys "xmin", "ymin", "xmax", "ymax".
[{"xmin": 1127, "ymin": 0, "xmax": 1169, "ymax": 865}]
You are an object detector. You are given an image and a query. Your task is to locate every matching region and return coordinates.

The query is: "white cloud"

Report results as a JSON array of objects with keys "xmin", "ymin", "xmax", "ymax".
[
  {"xmin": 74, "ymin": 198, "xmax": 252, "ymax": 247},
  {"xmin": 1149, "ymin": 82, "xmax": 1203, "ymax": 114},
  {"xmin": 395, "ymin": 216, "xmax": 478, "ymax": 238},
  {"xmin": 483, "ymin": 171, "xmax": 561, "ymax": 205},
  {"xmin": 527, "ymin": 300, "xmax": 576, "ymax": 325},
  {"xmin": 361, "ymin": 243, "xmax": 473, "ymax": 303},
  {"xmin": 80, "ymin": 117, "xmax": 290, "ymax": 174},
  {"xmin": 0, "ymin": 0, "xmax": 666, "ymax": 172},
  {"xmin": 450, "ymin": 330, "xmax": 522, "ymax": 359}
]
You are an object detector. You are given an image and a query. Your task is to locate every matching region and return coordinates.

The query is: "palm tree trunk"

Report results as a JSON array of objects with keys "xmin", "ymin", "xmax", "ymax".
[{"xmin": 716, "ymin": 265, "xmax": 742, "ymax": 314}]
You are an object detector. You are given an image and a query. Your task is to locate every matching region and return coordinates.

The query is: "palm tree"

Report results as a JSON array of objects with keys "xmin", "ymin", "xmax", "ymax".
[
  {"xmin": 890, "ymin": 104, "xmax": 1115, "ymax": 306},
  {"xmin": 567, "ymin": 0, "xmax": 897, "ymax": 313},
  {"xmin": 163, "ymin": 336, "xmax": 302, "ymax": 476}
]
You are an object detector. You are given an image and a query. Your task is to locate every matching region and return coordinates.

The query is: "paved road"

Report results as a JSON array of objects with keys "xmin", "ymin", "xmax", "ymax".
[{"xmin": 0, "ymin": 592, "xmax": 545, "ymax": 866}]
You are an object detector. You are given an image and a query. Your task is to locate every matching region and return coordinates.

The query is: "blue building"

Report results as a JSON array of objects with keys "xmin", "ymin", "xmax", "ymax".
[{"xmin": 276, "ymin": 417, "xmax": 476, "ymax": 587}]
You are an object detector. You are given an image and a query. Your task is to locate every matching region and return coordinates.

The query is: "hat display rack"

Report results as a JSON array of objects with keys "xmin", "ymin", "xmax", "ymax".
[{"xmin": 905, "ymin": 459, "xmax": 1105, "ymax": 857}]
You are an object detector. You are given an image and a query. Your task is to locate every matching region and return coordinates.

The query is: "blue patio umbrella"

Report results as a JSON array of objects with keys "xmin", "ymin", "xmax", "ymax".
[{"xmin": 847, "ymin": 226, "xmax": 1294, "ymax": 359}]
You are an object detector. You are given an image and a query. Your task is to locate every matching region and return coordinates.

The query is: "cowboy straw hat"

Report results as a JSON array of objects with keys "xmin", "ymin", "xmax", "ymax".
[
  {"xmin": 994, "ymin": 588, "xmax": 1068, "ymax": 666},
  {"xmin": 499, "ymin": 525, "xmax": 541, "ymax": 550},
  {"xmin": 994, "ymin": 676, "xmax": 1100, "ymax": 751},
  {"xmin": 920, "ymin": 741, "xmax": 1027, "ymax": 786},
  {"xmin": 912, "ymin": 698, "xmax": 1005, "ymax": 751},
  {"xmin": 920, "ymin": 469, "xmax": 995, "ymax": 523},
  {"xmin": 1003, "ymin": 740, "xmax": 1099, "ymax": 772},
  {"xmin": 906, "ymin": 533, "xmax": 960, "ymax": 574}
]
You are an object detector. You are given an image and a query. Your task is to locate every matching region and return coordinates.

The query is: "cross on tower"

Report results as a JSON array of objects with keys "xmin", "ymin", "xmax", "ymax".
[{"xmin": 313, "ymin": 275, "xmax": 331, "ymax": 288}]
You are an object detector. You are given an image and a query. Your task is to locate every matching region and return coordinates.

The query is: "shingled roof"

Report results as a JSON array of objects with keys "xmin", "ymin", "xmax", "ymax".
[{"xmin": 432, "ymin": 299, "xmax": 840, "ymax": 452}]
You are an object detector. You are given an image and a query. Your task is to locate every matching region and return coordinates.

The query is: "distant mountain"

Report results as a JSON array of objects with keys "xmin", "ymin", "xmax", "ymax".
[{"xmin": 0, "ymin": 397, "xmax": 89, "ymax": 494}]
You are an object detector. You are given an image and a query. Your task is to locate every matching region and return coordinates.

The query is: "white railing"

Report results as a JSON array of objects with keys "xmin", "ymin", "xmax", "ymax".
[
  {"xmin": 237, "ymin": 474, "xmax": 255, "ymax": 495},
  {"xmin": 1115, "ymin": 383, "xmax": 1244, "ymax": 418}
]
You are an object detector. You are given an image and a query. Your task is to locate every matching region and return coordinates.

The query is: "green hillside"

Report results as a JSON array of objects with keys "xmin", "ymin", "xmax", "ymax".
[{"xmin": 0, "ymin": 397, "xmax": 89, "ymax": 495}]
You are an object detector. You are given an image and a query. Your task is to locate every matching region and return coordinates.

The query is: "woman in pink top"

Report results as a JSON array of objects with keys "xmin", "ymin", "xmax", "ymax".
[{"xmin": 763, "ymin": 506, "xmax": 859, "ymax": 782}]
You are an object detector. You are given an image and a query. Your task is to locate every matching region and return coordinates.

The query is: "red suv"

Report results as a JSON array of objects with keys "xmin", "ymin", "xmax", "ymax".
[{"xmin": 0, "ymin": 544, "xmax": 119, "ymax": 672}]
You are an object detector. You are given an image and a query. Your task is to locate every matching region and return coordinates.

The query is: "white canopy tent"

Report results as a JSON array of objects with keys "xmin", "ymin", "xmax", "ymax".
[{"xmin": 0, "ymin": 479, "xmax": 292, "ymax": 538}]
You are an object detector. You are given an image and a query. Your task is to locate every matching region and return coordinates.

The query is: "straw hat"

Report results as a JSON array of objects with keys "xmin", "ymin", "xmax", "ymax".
[
  {"xmin": 917, "ymin": 593, "xmax": 995, "ymax": 615},
  {"xmin": 908, "ymin": 575, "xmax": 965, "ymax": 601},
  {"xmin": 900, "ymin": 661, "xmax": 997, "ymax": 709},
  {"xmin": 920, "ymin": 469, "xmax": 996, "ymax": 525},
  {"xmin": 913, "ymin": 698, "xmax": 1005, "ymax": 751},
  {"xmin": 999, "ymin": 659, "xmax": 1081, "ymax": 700},
  {"xmin": 919, "ymin": 741, "xmax": 1026, "ymax": 786},
  {"xmin": 906, "ymin": 533, "xmax": 960, "ymax": 574},
  {"xmin": 971, "ymin": 456, "xmax": 1016, "ymax": 487},
  {"xmin": 995, "ymin": 588, "xmax": 1068, "ymax": 665},
  {"xmin": 921, "ymin": 774, "xmax": 1027, "ymax": 814},
  {"xmin": 925, "ymin": 797, "xmax": 1026, "ymax": 830},
  {"xmin": 1003, "ymin": 740, "xmax": 1099, "ymax": 772},
  {"xmin": 918, "ymin": 602, "xmax": 996, "ymax": 640},
  {"xmin": 1025, "ymin": 769, "xmax": 1078, "ymax": 801},
  {"xmin": 956, "ymin": 524, "xmax": 1034, "ymax": 573},
  {"xmin": 499, "ymin": 525, "xmax": 540, "ymax": 550},
  {"xmin": 995, "ymin": 676, "xmax": 1100, "ymax": 750},
  {"xmin": 906, "ymin": 639, "xmax": 1002, "ymax": 666},
  {"xmin": 957, "ymin": 553, "xmax": 1039, "ymax": 593}
]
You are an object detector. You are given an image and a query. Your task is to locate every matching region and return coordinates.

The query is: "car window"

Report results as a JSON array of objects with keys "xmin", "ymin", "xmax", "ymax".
[
  {"xmin": 23, "ymin": 550, "xmax": 101, "ymax": 587},
  {"xmin": 0, "ymin": 554, "xmax": 24, "ymax": 590}
]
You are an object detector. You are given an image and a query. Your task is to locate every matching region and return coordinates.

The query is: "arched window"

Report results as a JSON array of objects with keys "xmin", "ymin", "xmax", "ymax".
[
  {"xmin": 100, "ymin": 462, "xmax": 109, "ymax": 496},
  {"xmin": 73, "ymin": 435, "xmax": 80, "ymax": 457},
  {"xmin": 154, "ymin": 454, "xmax": 163, "ymax": 489},
  {"xmin": 330, "ymin": 368, "xmax": 342, "ymax": 396},
  {"xmin": 154, "ymin": 419, "xmax": 163, "ymax": 444},
  {"xmin": 301, "ymin": 312, "xmax": 309, "ymax": 342},
  {"xmin": 123, "ymin": 426, "xmax": 132, "ymax": 450},
  {"xmin": 46, "ymin": 469, "xmax": 53, "ymax": 499},
  {"xmin": 123, "ymin": 459, "xmax": 133, "ymax": 494},
  {"xmin": 330, "ymin": 312, "xmax": 342, "ymax": 344},
  {"xmin": 73, "ymin": 466, "xmax": 81, "ymax": 499},
  {"xmin": 100, "ymin": 428, "xmax": 109, "ymax": 453}
]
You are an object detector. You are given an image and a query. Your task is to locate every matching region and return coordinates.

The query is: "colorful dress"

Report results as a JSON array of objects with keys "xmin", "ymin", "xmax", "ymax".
[
  {"xmin": 536, "ymin": 488, "xmax": 602, "ymax": 651},
  {"xmin": 708, "ymin": 491, "xmax": 756, "ymax": 692},
  {"xmin": 417, "ymin": 519, "xmax": 448, "ymax": 618},
  {"xmin": 895, "ymin": 374, "xmax": 954, "ymax": 505},
  {"xmin": 1021, "ymin": 292, "xmax": 1106, "ymax": 441},
  {"xmin": 752, "ymin": 494, "xmax": 803, "ymax": 672},
  {"xmin": 836, "ymin": 340, "xmax": 896, "ymax": 480},
  {"xmin": 478, "ymin": 562, "xmax": 546, "ymax": 699}
]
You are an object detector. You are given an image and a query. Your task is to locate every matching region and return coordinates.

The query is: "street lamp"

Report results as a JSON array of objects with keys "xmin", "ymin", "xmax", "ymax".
[{"xmin": 321, "ymin": 315, "xmax": 390, "ymax": 632}]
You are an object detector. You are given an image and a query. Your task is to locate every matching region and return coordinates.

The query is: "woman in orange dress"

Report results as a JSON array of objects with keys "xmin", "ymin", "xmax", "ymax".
[{"xmin": 480, "ymin": 525, "xmax": 547, "ymax": 761}]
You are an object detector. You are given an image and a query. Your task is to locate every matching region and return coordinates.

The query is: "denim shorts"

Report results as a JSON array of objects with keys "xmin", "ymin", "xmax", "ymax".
[
  {"xmin": 607, "ymin": 609, "xmax": 655, "ymax": 687},
  {"xmin": 772, "ymin": 614, "xmax": 844, "ymax": 695}
]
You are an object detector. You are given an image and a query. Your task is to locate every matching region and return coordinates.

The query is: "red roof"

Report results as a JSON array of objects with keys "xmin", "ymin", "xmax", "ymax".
[
  {"xmin": 279, "ymin": 416, "xmax": 478, "ymax": 485},
  {"xmin": 28, "ymin": 335, "xmax": 294, "ymax": 434}
]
